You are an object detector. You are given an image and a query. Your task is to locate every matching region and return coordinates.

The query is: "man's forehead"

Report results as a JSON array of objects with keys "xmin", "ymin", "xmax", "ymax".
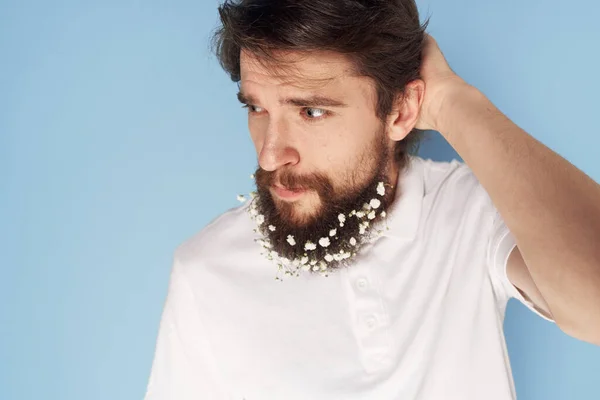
[{"xmin": 240, "ymin": 49, "xmax": 355, "ymax": 88}]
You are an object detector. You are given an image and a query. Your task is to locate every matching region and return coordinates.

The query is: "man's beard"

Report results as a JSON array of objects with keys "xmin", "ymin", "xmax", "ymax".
[{"xmin": 251, "ymin": 128, "xmax": 397, "ymax": 274}]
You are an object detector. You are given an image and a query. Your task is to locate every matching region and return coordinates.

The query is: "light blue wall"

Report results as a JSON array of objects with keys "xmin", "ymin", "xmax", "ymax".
[{"xmin": 1, "ymin": 0, "xmax": 598, "ymax": 399}]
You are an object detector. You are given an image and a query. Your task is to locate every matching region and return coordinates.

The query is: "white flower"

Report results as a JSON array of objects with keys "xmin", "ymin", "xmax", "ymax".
[
  {"xmin": 349, "ymin": 237, "xmax": 357, "ymax": 246},
  {"xmin": 329, "ymin": 228, "xmax": 337, "ymax": 237},
  {"xmin": 369, "ymin": 198, "xmax": 381, "ymax": 209},
  {"xmin": 237, "ymin": 194, "xmax": 246, "ymax": 202},
  {"xmin": 310, "ymin": 259, "xmax": 318, "ymax": 265},
  {"xmin": 312, "ymin": 265, "xmax": 320, "ymax": 271},
  {"xmin": 305, "ymin": 241, "xmax": 317, "ymax": 251},
  {"xmin": 324, "ymin": 254, "xmax": 334, "ymax": 262},
  {"xmin": 249, "ymin": 191, "xmax": 258, "ymax": 198},
  {"xmin": 381, "ymin": 211, "xmax": 387, "ymax": 218},
  {"xmin": 377, "ymin": 182, "xmax": 385, "ymax": 196},
  {"xmin": 340, "ymin": 222, "xmax": 345, "ymax": 227},
  {"xmin": 349, "ymin": 210, "xmax": 356, "ymax": 216},
  {"xmin": 250, "ymin": 207, "xmax": 258, "ymax": 216},
  {"xmin": 338, "ymin": 214, "xmax": 346, "ymax": 224},
  {"xmin": 318, "ymin": 237, "xmax": 330, "ymax": 247},
  {"xmin": 255, "ymin": 214, "xmax": 265, "ymax": 225},
  {"xmin": 300, "ymin": 256, "xmax": 309, "ymax": 265},
  {"xmin": 250, "ymin": 174, "xmax": 255, "ymax": 179},
  {"xmin": 367, "ymin": 210, "xmax": 376, "ymax": 220},
  {"xmin": 258, "ymin": 239, "xmax": 272, "ymax": 248},
  {"xmin": 287, "ymin": 235, "xmax": 296, "ymax": 246},
  {"xmin": 342, "ymin": 252, "xmax": 351, "ymax": 259},
  {"xmin": 319, "ymin": 262, "xmax": 327, "ymax": 271},
  {"xmin": 359, "ymin": 224, "xmax": 367, "ymax": 235},
  {"xmin": 268, "ymin": 225, "xmax": 276, "ymax": 231},
  {"xmin": 301, "ymin": 264, "xmax": 311, "ymax": 271},
  {"xmin": 356, "ymin": 211, "xmax": 365, "ymax": 218}
]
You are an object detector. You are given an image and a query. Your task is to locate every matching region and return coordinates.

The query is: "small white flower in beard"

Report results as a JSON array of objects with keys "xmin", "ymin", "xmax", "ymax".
[
  {"xmin": 338, "ymin": 214, "xmax": 346, "ymax": 224},
  {"xmin": 369, "ymin": 198, "xmax": 381, "ymax": 209},
  {"xmin": 268, "ymin": 225, "xmax": 276, "ymax": 232},
  {"xmin": 329, "ymin": 228, "xmax": 337, "ymax": 237},
  {"xmin": 310, "ymin": 259, "xmax": 318, "ymax": 265},
  {"xmin": 255, "ymin": 214, "xmax": 265, "ymax": 225},
  {"xmin": 319, "ymin": 261, "xmax": 328, "ymax": 271},
  {"xmin": 312, "ymin": 265, "xmax": 320, "ymax": 271},
  {"xmin": 258, "ymin": 239, "xmax": 272, "ymax": 248},
  {"xmin": 367, "ymin": 210, "xmax": 376, "ymax": 220},
  {"xmin": 356, "ymin": 211, "xmax": 366, "ymax": 218},
  {"xmin": 301, "ymin": 264, "xmax": 311, "ymax": 271},
  {"xmin": 250, "ymin": 174, "xmax": 255, "ymax": 179},
  {"xmin": 318, "ymin": 237, "xmax": 331, "ymax": 247},
  {"xmin": 359, "ymin": 222, "xmax": 369, "ymax": 235},
  {"xmin": 249, "ymin": 191, "xmax": 258, "ymax": 198},
  {"xmin": 300, "ymin": 256, "xmax": 309, "ymax": 265},
  {"xmin": 350, "ymin": 237, "xmax": 357, "ymax": 246},
  {"xmin": 237, "ymin": 194, "xmax": 246, "ymax": 202},
  {"xmin": 287, "ymin": 235, "xmax": 296, "ymax": 246},
  {"xmin": 305, "ymin": 241, "xmax": 317, "ymax": 251},
  {"xmin": 324, "ymin": 254, "xmax": 334, "ymax": 262},
  {"xmin": 377, "ymin": 182, "xmax": 385, "ymax": 196},
  {"xmin": 381, "ymin": 211, "xmax": 387, "ymax": 218}
]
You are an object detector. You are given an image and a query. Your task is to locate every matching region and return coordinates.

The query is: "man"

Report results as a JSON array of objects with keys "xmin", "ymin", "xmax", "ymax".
[{"xmin": 144, "ymin": 1, "xmax": 600, "ymax": 399}]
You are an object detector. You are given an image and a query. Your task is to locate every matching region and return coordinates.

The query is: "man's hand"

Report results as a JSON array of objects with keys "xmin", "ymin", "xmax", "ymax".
[{"xmin": 414, "ymin": 34, "xmax": 470, "ymax": 132}]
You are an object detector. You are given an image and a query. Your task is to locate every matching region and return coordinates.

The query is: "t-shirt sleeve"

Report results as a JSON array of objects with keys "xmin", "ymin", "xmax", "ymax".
[
  {"xmin": 144, "ymin": 254, "xmax": 228, "ymax": 400},
  {"xmin": 486, "ymin": 208, "xmax": 555, "ymax": 323}
]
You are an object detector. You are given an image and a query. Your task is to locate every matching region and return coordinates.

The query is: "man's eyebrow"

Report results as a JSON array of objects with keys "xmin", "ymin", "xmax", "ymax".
[
  {"xmin": 237, "ymin": 91, "xmax": 255, "ymax": 105},
  {"xmin": 282, "ymin": 96, "xmax": 348, "ymax": 108},
  {"xmin": 237, "ymin": 91, "xmax": 348, "ymax": 108}
]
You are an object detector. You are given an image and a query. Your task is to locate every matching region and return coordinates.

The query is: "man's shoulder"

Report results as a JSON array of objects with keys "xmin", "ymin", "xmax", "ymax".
[
  {"xmin": 173, "ymin": 202, "xmax": 258, "ymax": 270},
  {"xmin": 415, "ymin": 156, "xmax": 494, "ymax": 217},
  {"xmin": 416, "ymin": 156, "xmax": 480, "ymax": 197}
]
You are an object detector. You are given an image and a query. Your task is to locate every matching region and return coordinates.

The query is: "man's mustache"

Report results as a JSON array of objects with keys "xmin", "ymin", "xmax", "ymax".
[{"xmin": 254, "ymin": 167, "xmax": 333, "ymax": 194}]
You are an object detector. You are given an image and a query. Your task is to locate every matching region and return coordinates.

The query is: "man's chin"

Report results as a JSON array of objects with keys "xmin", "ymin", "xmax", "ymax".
[{"xmin": 281, "ymin": 209, "xmax": 322, "ymax": 229}]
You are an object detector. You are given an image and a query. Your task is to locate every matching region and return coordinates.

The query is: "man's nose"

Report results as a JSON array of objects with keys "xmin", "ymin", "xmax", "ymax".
[{"xmin": 258, "ymin": 118, "xmax": 300, "ymax": 172}]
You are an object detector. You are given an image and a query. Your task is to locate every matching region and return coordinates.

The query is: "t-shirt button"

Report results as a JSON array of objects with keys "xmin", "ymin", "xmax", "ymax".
[
  {"xmin": 356, "ymin": 278, "xmax": 369, "ymax": 291},
  {"xmin": 365, "ymin": 315, "xmax": 377, "ymax": 329}
]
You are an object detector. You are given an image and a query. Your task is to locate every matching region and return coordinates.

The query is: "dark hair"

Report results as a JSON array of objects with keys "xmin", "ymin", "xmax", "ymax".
[{"xmin": 211, "ymin": 0, "xmax": 430, "ymax": 169}]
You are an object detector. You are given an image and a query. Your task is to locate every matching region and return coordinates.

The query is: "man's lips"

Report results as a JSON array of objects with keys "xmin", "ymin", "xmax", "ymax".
[{"xmin": 271, "ymin": 184, "xmax": 307, "ymax": 200}]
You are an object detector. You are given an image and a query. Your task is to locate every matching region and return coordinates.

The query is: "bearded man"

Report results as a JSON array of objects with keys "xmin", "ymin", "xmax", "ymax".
[{"xmin": 144, "ymin": 1, "xmax": 600, "ymax": 399}]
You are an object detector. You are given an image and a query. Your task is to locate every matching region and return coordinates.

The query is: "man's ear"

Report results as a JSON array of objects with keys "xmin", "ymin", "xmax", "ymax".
[{"xmin": 386, "ymin": 79, "xmax": 425, "ymax": 141}]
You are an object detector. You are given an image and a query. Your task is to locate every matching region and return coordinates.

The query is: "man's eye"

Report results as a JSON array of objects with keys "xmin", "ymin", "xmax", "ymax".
[
  {"xmin": 303, "ymin": 107, "xmax": 328, "ymax": 119},
  {"xmin": 243, "ymin": 104, "xmax": 264, "ymax": 113}
]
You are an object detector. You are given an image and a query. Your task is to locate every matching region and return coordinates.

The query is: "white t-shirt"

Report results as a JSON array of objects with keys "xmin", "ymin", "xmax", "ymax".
[{"xmin": 144, "ymin": 155, "xmax": 554, "ymax": 400}]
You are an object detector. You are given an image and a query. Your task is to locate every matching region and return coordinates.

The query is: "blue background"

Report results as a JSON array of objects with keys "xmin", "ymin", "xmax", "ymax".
[{"xmin": 1, "ymin": 0, "xmax": 599, "ymax": 398}]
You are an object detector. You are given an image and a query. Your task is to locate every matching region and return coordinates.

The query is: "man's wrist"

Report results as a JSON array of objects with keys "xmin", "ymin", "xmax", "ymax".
[{"xmin": 434, "ymin": 81, "xmax": 484, "ymax": 136}]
